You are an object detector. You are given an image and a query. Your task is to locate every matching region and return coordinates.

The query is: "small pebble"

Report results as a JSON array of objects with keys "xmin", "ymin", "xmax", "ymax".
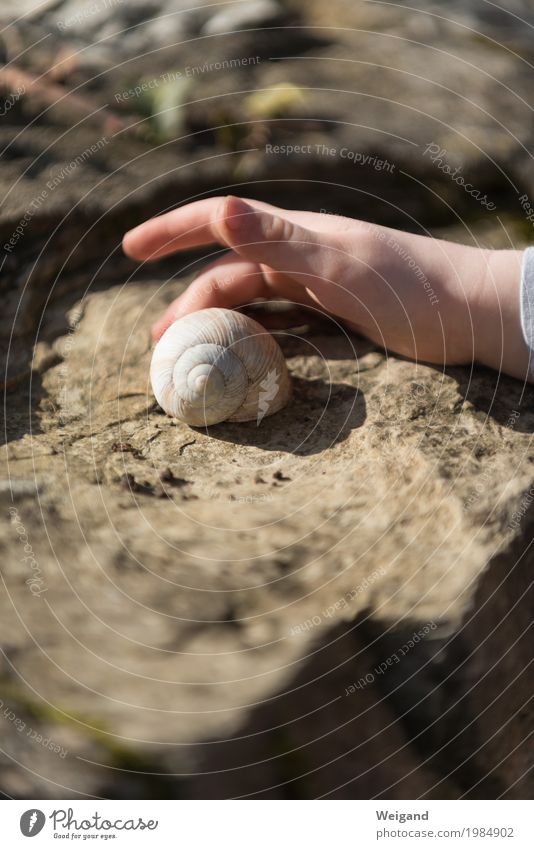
[{"xmin": 201, "ymin": 0, "xmax": 283, "ymax": 35}]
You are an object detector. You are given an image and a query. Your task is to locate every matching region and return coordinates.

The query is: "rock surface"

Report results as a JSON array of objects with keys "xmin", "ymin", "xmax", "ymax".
[{"xmin": 1, "ymin": 0, "xmax": 533, "ymax": 799}]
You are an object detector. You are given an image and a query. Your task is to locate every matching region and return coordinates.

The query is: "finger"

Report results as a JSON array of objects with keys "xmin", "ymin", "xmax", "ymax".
[
  {"xmin": 151, "ymin": 254, "xmax": 322, "ymax": 341},
  {"xmin": 123, "ymin": 196, "xmax": 354, "ymax": 261},
  {"xmin": 217, "ymin": 196, "xmax": 349, "ymax": 295},
  {"xmin": 151, "ymin": 255, "xmax": 269, "ymax": 340},
  {"xmin": 123, "ymin": 198, "xmax": 219, "ymax": 260}
]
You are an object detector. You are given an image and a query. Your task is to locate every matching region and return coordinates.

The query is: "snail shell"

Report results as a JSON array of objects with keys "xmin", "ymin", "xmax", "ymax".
[{"xmin": 150, "ymin": 308, "xmax": 292, "ymax": 426}]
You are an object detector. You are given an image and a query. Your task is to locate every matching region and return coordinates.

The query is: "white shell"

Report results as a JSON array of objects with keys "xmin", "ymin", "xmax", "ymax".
[{"xmin": 150, "ymin": 308, "xmax": 292, "ymax": 426}]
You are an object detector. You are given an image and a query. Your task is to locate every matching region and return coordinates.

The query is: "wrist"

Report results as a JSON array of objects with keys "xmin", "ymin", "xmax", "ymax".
[{"xmin": 471, "ymin": 248, "xmax": 531, "ymax": 381}]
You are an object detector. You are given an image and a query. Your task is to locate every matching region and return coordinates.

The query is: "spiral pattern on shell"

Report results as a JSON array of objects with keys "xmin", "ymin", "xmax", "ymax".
[{"xmin": 150, "ymin": 308, "xmax": 292, "ymax": 426}]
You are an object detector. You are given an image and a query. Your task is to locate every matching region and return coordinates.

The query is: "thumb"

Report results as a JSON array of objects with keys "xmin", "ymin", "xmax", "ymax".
[{"xmin": 216, "ymin": 196, "xmax": 349, "ymax": 295}]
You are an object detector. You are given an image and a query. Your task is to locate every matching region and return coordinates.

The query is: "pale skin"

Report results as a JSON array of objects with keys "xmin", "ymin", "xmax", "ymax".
[{"xmin": 122, "ymin": 195, "xmax": 531, "ymax": 382}]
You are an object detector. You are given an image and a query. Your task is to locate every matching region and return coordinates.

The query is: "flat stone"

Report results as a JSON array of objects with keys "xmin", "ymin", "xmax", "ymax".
[
  {"xmin": 1, "ymin": 272, "xmax": 533, "ymax": 797},
  {"xmin": 1, "ymin": 0, "xmax": 533, "ymax": 800}
]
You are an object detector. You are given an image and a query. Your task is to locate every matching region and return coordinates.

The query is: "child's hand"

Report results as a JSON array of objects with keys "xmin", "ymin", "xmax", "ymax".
[{"xmin": 123, "ymin": 196, "xmax": 529, "ymax": 381}]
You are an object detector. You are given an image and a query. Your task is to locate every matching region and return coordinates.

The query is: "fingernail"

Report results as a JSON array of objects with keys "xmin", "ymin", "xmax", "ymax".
[
  {"xmin": 223, "ymin": 196, "xmax": 253, "ymax": 232},
  {"xmin": 152, "ymin": 314, "xmax": 173, "ymax": 340},
  {"xmin": 123, "ymin": 226, "xmax": 140, "ymax": 244},
  {"xmin": 153, "ymin": 298, "xmax": 189, "ymax": 339},
  {"xmin": 151, "ymin": 318, "xmax": 167, "ymax": 340}
]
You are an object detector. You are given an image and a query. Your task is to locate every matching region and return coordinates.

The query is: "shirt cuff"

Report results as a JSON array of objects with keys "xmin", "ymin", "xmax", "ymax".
[{"xmin": 520, "ymin": 246, "xmax": 534, "ymax": 378}]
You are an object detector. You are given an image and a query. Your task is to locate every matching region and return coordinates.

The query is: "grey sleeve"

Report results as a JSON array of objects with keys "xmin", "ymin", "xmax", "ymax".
[{"xmin": 520, "ymin": 246, "xmax": 534, "ymax": 377}]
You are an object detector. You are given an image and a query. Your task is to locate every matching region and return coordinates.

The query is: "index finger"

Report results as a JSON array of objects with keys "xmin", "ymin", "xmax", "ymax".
[
  {"xmin": 123, "ymin": 197, "xmax": 223, "ymax": 260},
  {"xmin": 122, "ymin": 196, "xmax": 354, "ymax": 261}
]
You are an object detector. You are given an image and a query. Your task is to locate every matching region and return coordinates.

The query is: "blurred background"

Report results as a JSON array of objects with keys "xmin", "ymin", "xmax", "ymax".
[{"xmin": 1, "ymin": 0, "xmax": 533, "ymax": 800}]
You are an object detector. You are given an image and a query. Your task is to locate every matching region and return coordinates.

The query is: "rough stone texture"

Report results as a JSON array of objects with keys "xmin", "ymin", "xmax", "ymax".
[
  {"xmin": 1, "ymin": 0, "xmax": 533, "ymax": 799},
  {"xmin": 2, "ymin": 272, "xmax": 534, "ymax": 798}
]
